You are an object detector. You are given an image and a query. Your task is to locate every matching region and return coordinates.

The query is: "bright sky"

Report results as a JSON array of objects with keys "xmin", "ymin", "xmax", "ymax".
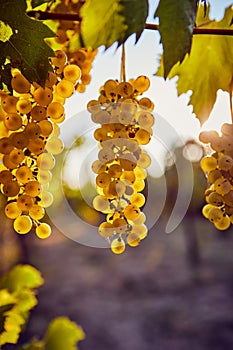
[{"xmin": 62, "ymin": 0, "xmax": 233, "ymax": 184}]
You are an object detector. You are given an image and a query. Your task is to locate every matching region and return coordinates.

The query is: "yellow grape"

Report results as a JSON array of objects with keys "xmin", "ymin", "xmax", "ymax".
[
  {"xmin": 0, "ymin": 137, "xmax": 14, "ymax": 154},
  {"xmin": 214, "ymin": 178, "xmax": 231, "ymax": 195},
  {"xmin": 96, "ymin": 173, "xmax": 112, "ymax": 188},
  {"xmin": 4, "ymin": 113, "xmax": 22, "ymax": 131},
  {"xmin": 1, "ymin": 95, "xmax": 19, "ymax": 113},
  {"xmin": 29, "ymin": 204, "xmax": 45, "ymax": 220},
  {"xmin": 17, "ymin": 194, "xmax": 34, "ymax": 211},
  {"xmin": 13, "ymin": 215, "xmax": 32, "ymax": 234},
  {"xmin": 31, "ymin": 105, "xmax": 47, "ymax": 121},
  {"xmin": 11, "ymin": 73, "xmax": 31, "ymax": 93},
  {"xmin": 16, "ymin": 166, "xmax": 33, "ymax": 184},
  {"xmin": 0, "ymin": 169, "xmax": 13, "ymax": 184},
  {"xmin": 33, "ymin": 87, "xmax": 53, "ymax": 107},
  {"xmin": 98, "ymin": 221, "xmax": 115, "ymax": 238},
  {"xmin": 37, "ymin": 153, "xmax": 55, "ymax": 170},
  {"xmin": 3, "ymin": 180, "xmax": 20, "ymax": 197},
  {"xmin": 93, "ymin": 195, "xmax": 110, "ymax": 213},
  {"xmin": 124, "ymin": 204, "xmax": 140, "ymax": 221},
  {"xmin": 35, "ymin": 223, "xmax": 51, "ymax": 239},
  {"xmin": 131, "ymin": 224, "xmax": 148, "ymax": 240},
  {"xmin": 111, "ymin": 238, "xmax": 125, "ymax": 254},
  {"xmin": 126, "ymin": 232, "xmax": 140, "ymax": 247},
  {"xmin": 200, "ymin": 156, "xmax": 218, "ymax": 172},
  {"xmin": 130, "ymin": 193, "xmax": 145, "ymax": 207},
  {"xmin": 5, "ymin": 202, "xmax": 22, "ymax": 219},
  {"xmin": 45, "ymin": 137, "xmax": 64, "ymax": 155},
  {"xmin": 56, "ymin": 79, "xmax": 75, "ymax": 98},
  {"xmin": 134, "ymin": 75, "xmax": 150, "ymax": 93},
  {"xmin": 25, "ymin": 122, "xmax": 41, "ymax": 139},
  {"xmin": 214, "ymin": 215, "xmax": 231, "ymax": 230},
  {"xmin": 63, "ymin": 64, "xmax": 81, "ymax": 83},
  {"xmin": 39, "ymin": 190, "xmax": 54, "ymax": 208},
  {"xmin": 207, "ymin": 207, "xmax": 223, "ymax": 222},
  {"xmin": 38, "ymin": 120, "xmax": 53, "ymax": 137},
  {"xmin": 11, "ymin": 131, "xmax": 29, "ymax": 149},
  {"xmin": 24, "ymin": 180, "xmax": 41, "ymax": 197},
  {"xmin": 218, "ymin": 155, "xmax": 233, "ymax": 171},
  {"xmin": 47, "ymin": 102, "xmax": 64, "ymax": 120},
  {"xmin": 16, "ymin": 99, "xmax": 32, "ymax": 114}
]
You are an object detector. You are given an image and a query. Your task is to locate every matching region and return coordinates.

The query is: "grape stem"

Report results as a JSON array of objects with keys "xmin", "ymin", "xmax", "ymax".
[
  {"xmin": 120, "ymin": 44, "xmax": 126, "ymax": 83},
  {"xmin": 26, "ymin": 11, "xmax": 233, "ymax": 36}
]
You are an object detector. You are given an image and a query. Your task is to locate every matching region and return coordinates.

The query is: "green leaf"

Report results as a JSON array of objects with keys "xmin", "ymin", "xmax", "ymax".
[
  {"xmin": 80, "ymin": 0, "xmax": 148, "ymax": 49},
  {"xmin": 0, "ymin": 21, "xmax": 13, "ymax": 42},
  {"xmin": 0, "ymin": 0, "xmax": 55, "ymax": 88},
  {"xmin": 44, "ymin": 317, "xmax": 85, "ymax": 350},
  {"xmin": 0, "ymin": 264, "xmax": 44, "ymax": 293},
  {"xmin": 119, "ymin": 0, "xmax": 148, "ymax": 43},
  {"xmin": 156, "ymin": 5, "xmax": 233, "ymax": 125},
  {"xmin": 155, "ymin": 0, "xmax": 197, "ymax": 77}
]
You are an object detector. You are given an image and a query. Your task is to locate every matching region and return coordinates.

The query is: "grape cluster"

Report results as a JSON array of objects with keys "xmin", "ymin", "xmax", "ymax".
[
  {"xmin": 0, "ymin": 50, "xmax": 80, "ymax": 238},
  {"xmin": 199, "ymin": 123, "xmax": 233, "ymax": 230},
  {"xmin": 88, "ymin": 76, "xmax": 155, "ymax": 254},
  {"xmin": 46, "ymin": 0, "xmax": 98, "ymax": 93}
]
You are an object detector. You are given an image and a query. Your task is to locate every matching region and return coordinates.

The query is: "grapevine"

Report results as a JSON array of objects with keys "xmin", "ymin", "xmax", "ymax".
[{"xmin": 0, "ymin": 50, "xmax": 81, "ymax": 238}]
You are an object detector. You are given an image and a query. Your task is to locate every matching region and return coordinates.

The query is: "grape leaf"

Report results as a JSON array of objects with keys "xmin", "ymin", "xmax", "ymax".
[
  {"xmin": 80, "ymin": 0, "xmax": 148, "ymax": 49},
  {"xmin": 0, "ymin": 0, "xmax": 55, "ymax": 88},
  {"xmin": 44, "ymin": 317, "xmax": 85, "ymax": 350},
  {"xmin": 0, "ymin": 264, "xmax": 44, "ymax": 293},
  {"xmin": 0, "ymin": 21, "xmax": 13, "ymax": 43},
  {"xmin": 155, "ymin": 0, "xmax": 197, "ymax": 78},
  {"xmin": 156, "ymin": 5, "xmax": 233, "ymax": 125}
]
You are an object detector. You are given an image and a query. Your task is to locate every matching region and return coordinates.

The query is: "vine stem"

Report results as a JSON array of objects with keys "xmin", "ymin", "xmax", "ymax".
[
  {"xmin": 27, "ymin": 11, "xmax": 233, "ymax": 36},
  {"xmin": 120, "ymin": 44, "xmax": 126, "ymax": 82}
]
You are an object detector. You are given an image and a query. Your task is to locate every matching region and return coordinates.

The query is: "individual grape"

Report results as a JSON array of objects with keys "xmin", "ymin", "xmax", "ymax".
[
  {"xmin": 218, "ymin": 155, "xmax": 233, "ymax": 171},
  {"xmin": 98, "ymin": 221, "xmax": 115, "ymax": 238},
  {"xmin": 11, "ymin": 131, "xmax": 29, "ymax": 149},
  {"xmin": 207, "ymin": 192, "xmax": 224, "ymax": 207},
  {"xmin": 131, "ymin": 212, "xmax": 146, "ymax": 225},
  {"xmin": 17, "ymin": 194, "xmax": 34, "ymax": 211},
  {"xmin": 135, "ymin": 129, "xmax": 151, "ymax": 145},
  {"xmin": 47, "ymin": 102, "xmax": 64, "ymax": 120},
  {"xmin": 199, "ymin": 130, "xmax": 219, "ymax": 144},
  {"xmin": 207, "ymin": 169, "xmax": 222, "ymax": 184},
  {"xmin": 0, "ymin": 137, "xmax": 14, "ymax": 154},
  {"xmin": 131, "ymin": 224, "xmax": 148, "ymax": 240},
  {"xmin": 207, "ymin": 207, "xmax": 223, "ymax": 222},
  {"xmin": 222, "ymin": 135, "xmax": 233, "ymax": 152},
  {"xmin": 38, "ymin": 120, "xmax": 53, "ymax": 137},
  {"xmin": 45, "ymin": 137, "xmax": 64, "ymax": 155},
  {"xmin": 25, "ymin": 122, "xmax": 41, "ymax": 139},
  {"xmin": 24, "ymin": 180, "xmax": 41, "ymax": 197},
  {"xmin": 0, "ymin": 170, "xmax": 13, "ymax": 184},
  {"xmin": 223, "ymin": 191, "xmax": 233, "ymax": 207},
  {"xmin": 138, "ymin": 97, "xmax": 154, "ymax": 111},
  {"xmin": 96, "ymin": 173, "xmax": 112, "ymax": 188},
  {"xmin": 16, "ymin": 166, "xmax": 33, "ymax": 184},
  {"xmin": 214, "ymin": 215, "xmax": 231, "ymax": 230},
  {"xmin": 112, "ymin": 218, "xmax": 128, "ymax": 234},
  {"xmin": 119, "ymin": 154, "xmax": 137, "ymax": 171},
  {"xmin": 5, "ymin": 202, "xmax": 22, "ymax": 219},
  {"xmin": 8, "ymin": 149, "xmax": 24, "ymax": 166},
  {"xmin": 33, "ymin": 87, "xmax": 53, "ymax": 107},
  {"xmin": 11, "ymin": 73, "xmax": 31, "ymax": 93},
  {"xmin": 39, "ymin": 190, "xmax": 54, "ymax": 208},
  {"xmin": 92, "ymin": 160, "xmax": 108, "ymax": 174},
  {"xmin": 98, "ymin": 148, "xmax": 115, "ymax": 164},
  {"xmin": 108, "ymin": 164, "xmax": 122, "ymax": 178},
  {"xmin": 121, "ymin": 170, "xmax": 136, "ymax": 184},
  {"xmin": 137, "ymin": 151, "xmax": 151, "ymax": 168},
  {"xmin": 37, "ymin": 153, "xmax": 55, "ymax": 170},
  {"xmin": 37, "ymin": 169, "xmax": 52, "ymax": 184},
  {"xmin": 111, "ymin": 238, "xmax": 125, "ymax": 254},
  {"xmin": 202, "ymin": 204, "xmax": 215, "ymax": 219},
  {"xmin": 200, "ymin": 156, "xmax": 218, "ymax": 172},
  {"xmin": 35, "ymin": 223, "xmax": 51, "ymax": 239},
  {"xmin": 31, "ymin": 105, "xmax": 47, "ymax": 121},
  {"xmin": 124, "ymin": 204, "xmax": 140, "ymax": 221},
  {"xmin": 126, "ymin": 232, "xmax": 140, "ymax": 247},
  {"xmin": 16, "ymin": 99, "xmax": 32, "ymax": 114},
  {"xmin": 1, "ymin": 95, "xmax": 19, "ymax": 113},
  {"xmin": 93, "ymin": 195, "xmax": 110, "ymax": 213},
  {"xmin": 63, "ymin": 64, "xmax": 81, "ymax": 83},
  {"xmin": 221, "ymin": 123, "xmax": 233, "ymax": 136},
  {"xmin": 134, "ymin": 76, "xmax": 150, "ymax": 93},
  {"xmin": 29, "ymin": 204, "xmax": 45, "ymax": 220},
  {"xmin": 137, "ymin": 111, "xmax": 155, "ymax": 128},
  {"xmin": 133, "ymin": 179, "xmax": 145, "ymax": 192},
  {"xmin": 50, "ymin": 49, "xmax": 67, "ymax": 68},
  {"xmin": 116, "ymin": 82, "xmax": 133, "ymax": 97},
  {"xmin": 4, "ymin": 113, "xmax": 22, "ymax": 131},
  {"xmin": 130, "ymin": 193, "xmax": 145, "ymax": 207},
  {"xmin": 2, "ymin": 154, "xmax": 17, "ymax": 169},
  {"xmin": 214, "ymin": 178, "xmax": 231, "ymax": 195},
  {"xmin": 56, "ymin": 79, "xmax": 75, "ymax": 98},
  {"xmin": 3, "ymin": 180, "xmax": 20, "ymax": 197},
  {"xmin": 27, "ymin": 138, "xmax": 45, "ymax": 155},
  {"xmin": 104, "ymin": 79, "xmax": 118, "ymax": 100},
  {"xmin": 13, "ymin": 215, "xmax": 32, "ymax": 234}
]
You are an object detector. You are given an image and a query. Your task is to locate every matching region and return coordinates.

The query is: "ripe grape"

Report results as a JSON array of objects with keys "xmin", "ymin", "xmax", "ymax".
[
  {"xmin": 35, "ymin": 223, "xmax": 51, "ymax": 239},
  {"xmin": 14, "ymin": 215, "xmax": 32, "ymax": 234},
  {"xmin": 5, "ymin": 202, "xmax": 22, "ymax": 219},
  {"xmin": 111, "ymin": 238, "xmax": 125, "ymax": 254}
]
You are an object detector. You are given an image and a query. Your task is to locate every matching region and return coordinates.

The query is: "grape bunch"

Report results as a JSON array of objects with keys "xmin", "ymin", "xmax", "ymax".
[
  {"xmin": 46, "ymin": 0, "xmax": 98, "ymax": 93},
  {"xmin": 199, "ymin": 123, "xmax": 233, "ymax": 230},
  {"xmin": 0, "ymin": 50, "xmax": 81, "ymax": 238},
  {"xmin": 88, "ymin": 76, "xmax": 155, "ymax": 254}
]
